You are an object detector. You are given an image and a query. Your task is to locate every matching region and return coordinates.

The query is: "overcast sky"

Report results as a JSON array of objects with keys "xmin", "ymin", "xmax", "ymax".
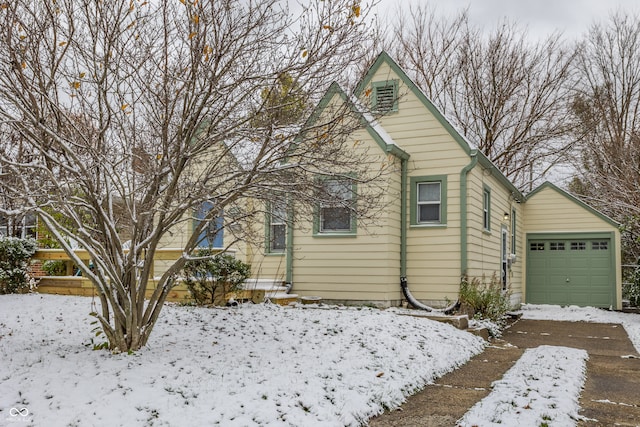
[{"xmin": 376, "ymin": 0, "xmax": 640, "ymax": 41}]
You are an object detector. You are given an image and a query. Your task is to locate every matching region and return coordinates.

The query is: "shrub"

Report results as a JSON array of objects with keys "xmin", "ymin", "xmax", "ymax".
[
  {"xmin": 459, "ymin": 274, "xmax": 511, "ymax": 321},
  {"xmin": 623, "ymin": 265, "xmax": 640, "ymax": 307},
  {"xmin": 181, "ymin": 250, "xmax": 251, "ymax": 306},
  {"xmin": 0, "ymin": 237, "xmax": 38, "ymax": 294},
  {"xmin": 42, "ymin": 260, "xmax": 68, "ymax": 276}
]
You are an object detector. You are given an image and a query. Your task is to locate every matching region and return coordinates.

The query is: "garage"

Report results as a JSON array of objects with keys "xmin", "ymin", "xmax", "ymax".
[{"xmin": 526, "ymin": 232, "xmax": 616, "ymax": 308}]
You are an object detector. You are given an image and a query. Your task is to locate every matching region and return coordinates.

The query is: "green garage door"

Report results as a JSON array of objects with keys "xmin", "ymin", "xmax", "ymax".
[{"xmin": 526, "ymin": 233, "xmax": 615, "ymax": 308}]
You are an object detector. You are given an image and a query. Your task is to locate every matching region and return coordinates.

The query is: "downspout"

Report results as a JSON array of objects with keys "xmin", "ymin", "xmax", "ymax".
[
  {"xmin": 460, "ymin": 150, "xmax": 479, "ymax": 275},
  {"xmin": 284, "ymin": 198, "xmax": 294, "ymax": 293},
  {"xmin": 400, "ymin": 158, "xmax": 408, "ymax": 280},
  {"xmin": 399, "ymin": 157, "xmax": 456, "ymax": 313}
]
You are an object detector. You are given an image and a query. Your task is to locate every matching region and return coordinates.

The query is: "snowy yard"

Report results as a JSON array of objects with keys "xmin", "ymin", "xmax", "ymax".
[
  {"xmin": 1, "ymin": 295, "xmax": 639, "ymax": 427},
  {"xmin": 0, "ymin": 294, "xmax": 484, "ymax": 427}
]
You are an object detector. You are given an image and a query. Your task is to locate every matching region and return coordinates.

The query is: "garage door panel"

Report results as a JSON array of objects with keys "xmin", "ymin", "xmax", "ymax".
[
  {"xmin": 526, "ymin": 236, "xmax": 613, "ymax": 308},
  {"xmin": 548, "ymin": 259, "xmax": 568, "ymax": 269},
  {"xmin": 568, "ymin": 292, "xmax": 592, "ymax": 306},
  {"xmin": 567, "ymin": 258, "xmax": 589, "ymax": 269},
  {"xmin": 589, "ymin": 259, "xmax": 609, "ymax": 269}
]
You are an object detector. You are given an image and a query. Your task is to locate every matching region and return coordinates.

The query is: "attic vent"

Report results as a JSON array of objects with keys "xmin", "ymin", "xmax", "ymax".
[{"xmin": 373, "ymin": 81, "xmax": 398, "ymax": 113}]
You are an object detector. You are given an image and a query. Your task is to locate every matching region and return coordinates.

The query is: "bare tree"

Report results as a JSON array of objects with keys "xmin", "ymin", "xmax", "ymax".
[
  {"xmin": 389, "ymin": 4, "xmax": 467, "ymax": 112},
  {"xmin": 0, "ymin": 0, "xmax": 388, "ymax": 352},
  {"xmin": 0, "ymin": 132, "xmax": 37, "ymax": 238},
  {"xmin": 569, "ymin": 12, "xmax": 640, "ymax": 261},
  {"xmin": 390, "ymin": 7, "xmax": 576, "ymax": 189}
]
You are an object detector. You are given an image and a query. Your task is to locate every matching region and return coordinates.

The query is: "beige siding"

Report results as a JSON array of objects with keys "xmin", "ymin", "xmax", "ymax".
[
  {"xmin": 525, "ymin": 187, "xmax": 616, "ymax": 232},
  {"xmin": 464, "ymin": 166, "xmax": 524, "ymax": 305},
  {"xmin": 290, "ymin": 155, "xmax": 402, "ymax": 305},
  {"xmin": 237, "ymin": 203, "xmax": 288, "ymax": 283},
  {"xmin": 524, "ymin": 185, "xmax": 622, "ymax": 308},
  {"xmin": 362, "ymin": 62, "xmax": 472, "ymax": 305}
]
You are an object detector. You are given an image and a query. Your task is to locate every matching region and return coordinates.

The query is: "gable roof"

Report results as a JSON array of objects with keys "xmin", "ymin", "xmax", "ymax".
[
  {"xmin": 355, "ymin": 51, "xmax": 473, "ymax": 155},
  {"xmin": 355, "ymin": 51, "xmax": 525, "ymax": 201},
  {"xmin": 526, "ymin": 182, "xmax": 620, "ymax": 228},
  {"xmin": 303, "ymin": 81, "xmax": 410, "ymax": 161}
]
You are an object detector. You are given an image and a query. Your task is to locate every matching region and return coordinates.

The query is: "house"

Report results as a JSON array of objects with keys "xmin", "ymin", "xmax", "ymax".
[{"xmin": 160, "ymin": 52, "xmax": 622, "ymax": 310}]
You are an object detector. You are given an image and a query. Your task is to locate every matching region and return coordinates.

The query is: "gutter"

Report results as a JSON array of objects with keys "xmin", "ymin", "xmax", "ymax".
[{"xmin": 285, "ymin": 194, "xmax": 294, "ymax": 293}]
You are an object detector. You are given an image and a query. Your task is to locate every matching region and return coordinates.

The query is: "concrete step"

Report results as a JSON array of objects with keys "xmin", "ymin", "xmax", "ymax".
[
  {"xmin": 267, "ymin": 293, "xmax": 299, "ymax": 306},
  {"xmin": 397, "ymin": 311, "xmax": 470, "ymax": 330}
]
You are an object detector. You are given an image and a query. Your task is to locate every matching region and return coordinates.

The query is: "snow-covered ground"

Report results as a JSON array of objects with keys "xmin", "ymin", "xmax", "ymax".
[
  {"xmin": 520, "ymin": 303, "xmax": 640, "ymax": 353},
  {"xmin": 457, "ymin": 304, "xmax": 640, "ymax": 427},
  {"xmin": 458, "ymin": 345, "xmax": 589, "ymax": 427},
  {"xmin": 1, "ymin": 295, "xmax": 638, "ymax": 427},
  {"xmin": 0, "ymin": 294, "xmax": 484, "ymax": 427}
]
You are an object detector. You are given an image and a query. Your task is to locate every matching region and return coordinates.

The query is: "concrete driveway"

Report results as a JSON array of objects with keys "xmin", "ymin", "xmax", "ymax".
[{"xmin": 369, "ymin": 318, "xmax": 640, "ymax": 427}]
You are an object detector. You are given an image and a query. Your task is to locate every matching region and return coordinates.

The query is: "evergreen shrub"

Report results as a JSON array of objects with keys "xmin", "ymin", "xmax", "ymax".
[
  {"xmin": 0, "ymin": 237, "xmax": 38, "ymax": 294},
  {"xmin": 181, "ymin": 249, "xmax": 251, "ymax": 305}
]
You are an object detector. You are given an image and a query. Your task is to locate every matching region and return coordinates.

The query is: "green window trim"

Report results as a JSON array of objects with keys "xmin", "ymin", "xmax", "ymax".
[
  {"xmin": 313, "ymin": 176, "xmax": 357, "ymax": 237},
  {"xmin": 265, "ymin": 200, "xmax": 287, "ymax": 255},
  {"xmin": 372, "ymin": 80, "xmax": 399, "ymax": 113},
  {"xmin": 483, "ymin": 185, "xmax": 491, "ymax": 232},
  {"xmin": 410, "ymin": 175, "xmax": 447, "ymax": 227},
  {"xmin": 511, "ymin": 208, "xmax": 517, "ymax": 254}
]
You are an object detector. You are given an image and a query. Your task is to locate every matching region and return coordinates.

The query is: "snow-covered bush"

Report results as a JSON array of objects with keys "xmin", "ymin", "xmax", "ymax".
[
  {"xmin": 459, "ymin": 275, "xmax": 511, "ymax": 321},
  {"xmin": 0, "ymin": 237, "xmax": 38, "ymax": 294},
  {"xmin": 624, "ymin": 265, "xmax": 640, "ymax": 307},
  {"xmin": 181, "ymin": 250, "xmax": 251, "ymax": 306}
]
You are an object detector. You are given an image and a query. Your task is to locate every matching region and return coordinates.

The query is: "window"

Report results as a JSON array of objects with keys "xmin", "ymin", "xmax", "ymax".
[
  {"xmin": 267, "ymin": 199, "xmax": 287, "ymax": 253},
  {"xmin": 592, "ymin": 241, "xmax": 608, "ymax": 250},
  {"xmin": 550, "ymin": 242, "xmax": 565, "ymax": 251},
  {"xmin": 194, "ymin": 200, "xmax": 224, "ymax": 248},
  {"xmin": 483, "ymin": 186, "xmax": 491, "ymax": 231},
  {"xmin": 410, "ymin": 175, "xmax": 447, "ymax": 226},
  {"xmin": 316, "ymin": 178, "xmax": 355, "ymax": 234},
  {"xmin": 0, "ymin": 213, "xmax": 37, "ymax": 239},
  {"xmin": 530, "ymin": 242, "xmax": 545, "ymax": 251},
  {"xmin": 417, "ymin": 182, "xmax": 441, "ymax": 223},
  {"xmin": 511, "ymin": 208, "xmax": 517, "ymax": 254},
  {"xmin": 372, "ymin": 80, "xmax": 398, "ymax": 113},
  {"xmin": 570, "ymin": 241, "xmax": 586, "ymax": 251}
]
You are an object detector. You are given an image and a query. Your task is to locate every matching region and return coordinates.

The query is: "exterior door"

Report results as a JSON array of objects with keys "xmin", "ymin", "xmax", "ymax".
[{"xmin": 501, "ymin": 226, "xmax": 508, "ymax": 290}]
